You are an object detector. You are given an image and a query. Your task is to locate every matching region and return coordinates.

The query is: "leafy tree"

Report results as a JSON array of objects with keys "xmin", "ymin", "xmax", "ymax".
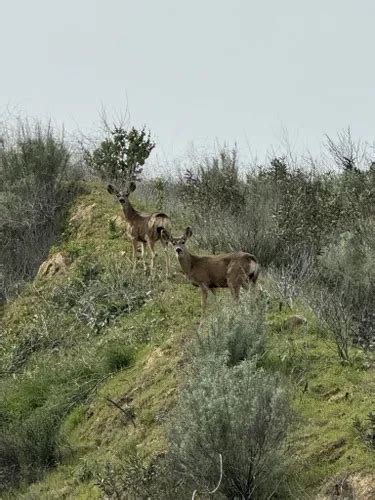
[{"xmin": 86, "ymin": 126, "xmax": 155, "ymax": 184}]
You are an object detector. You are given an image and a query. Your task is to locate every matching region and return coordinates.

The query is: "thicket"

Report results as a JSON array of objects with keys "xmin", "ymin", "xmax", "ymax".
[
  {"xmin": 152, "ymin": 137, "xmax": 374, "ymax": 363},
  {"xmin": 0, "ymin": 120, "xmax": 81, "ymax": 301}
]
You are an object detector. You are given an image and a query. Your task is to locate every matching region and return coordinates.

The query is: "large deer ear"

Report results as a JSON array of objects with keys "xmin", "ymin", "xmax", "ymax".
[
  {"xmin": 185, "ymin": 226, "xmax": 193, "ymax": 239},
  {"xmin": 107, "ymin": 184, "xmax": 116, "ymax": 195},
  {"xmin": 129, "ymin": 181, "xmax": 136, "ymax": 193}
]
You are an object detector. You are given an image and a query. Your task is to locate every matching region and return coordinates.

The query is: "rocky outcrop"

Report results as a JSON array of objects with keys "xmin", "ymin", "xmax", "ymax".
[{"xmin": 36, "ymin": 252, "xmax": 72, "ymax": 279}]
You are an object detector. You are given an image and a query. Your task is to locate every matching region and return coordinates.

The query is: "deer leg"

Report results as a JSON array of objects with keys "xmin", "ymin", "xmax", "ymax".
[
  {"xmin": 200, "ymin": 285, "xmax": 209, "ymax": 312},
  {"xmin": 229, "ymin": 285, "xmax": 240, "ymax": 302},
  {"xmin": 147, "ymin": 240, "xmax": 156, "ymax": 270},
  {"xmin": 131, "ymin": 239, "xmax": 139, "ymax": 270},
  {"xmin": 164, "ymin": 246, "xmax": 170, "ymax": 276},
  {"xmin": 140, "ymin": 242, "xmax": 147, "ymax": 271}
]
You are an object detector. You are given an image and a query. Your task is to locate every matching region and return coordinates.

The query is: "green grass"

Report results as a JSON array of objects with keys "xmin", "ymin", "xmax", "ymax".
[{"xmin": 0, "ymin": 180, "xmax": 373, "ymax": 498}]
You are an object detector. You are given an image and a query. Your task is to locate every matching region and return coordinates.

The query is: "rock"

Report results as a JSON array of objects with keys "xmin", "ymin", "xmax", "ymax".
[
  {"xmin": 36, "ymin": 252, "xmax": 72, "ymax": 279},
  {"xmin": 283, "ymin": 314, "xmax": 307, "ymax": 331},
  {"xmin": 69, "ymin": 203, "xmax": 96, "ymax": 226},
  {"xmin": 328, "ymin": 391, "xmax": 351, "ymax": 403}
]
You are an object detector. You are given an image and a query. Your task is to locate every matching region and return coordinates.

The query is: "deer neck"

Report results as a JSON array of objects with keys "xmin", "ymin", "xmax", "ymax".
[
  {"xmin": 120, "ymin": 197, "xmax": 138, "ymax": 222},
  {"xmin": 177, "ymin": 250, "xmax": 195, "ymax": 276}
]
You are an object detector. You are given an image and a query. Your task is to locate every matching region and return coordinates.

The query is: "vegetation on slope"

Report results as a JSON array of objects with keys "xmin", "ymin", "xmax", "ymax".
[
  {"xmin": 0, "ymin": 124, "xmax": 374, "ymax": 498},
  {"xmin": 0, "ymin": 181, "xmax": 373, "ymax": 498}
]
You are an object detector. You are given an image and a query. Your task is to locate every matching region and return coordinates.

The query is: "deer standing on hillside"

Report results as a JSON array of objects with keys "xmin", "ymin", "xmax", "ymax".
[
  {"xmin": 161, "ymin": 227, "xmax": 260, "ymax": 311},
  {"xmin": 107, "ymin": 182, "xmax": 170, "ymax": 273}
]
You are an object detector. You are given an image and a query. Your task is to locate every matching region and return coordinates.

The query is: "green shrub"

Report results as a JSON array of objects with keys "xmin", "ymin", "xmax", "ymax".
[
  {"xmin": 0, "ymin": 352, "xmax": 109, "ymax": 489},
  {"xmin": 168, "ymin": 356, "xmax": 293, "ymax": 498},
  {"xmin": 51, "ymin": 257, "xmax": 152, "ymax": 334},
  {"xmin": 95, "ymin": 453, "xmax": 177, "ymax": 500},
  {"xmin": 84, "ymin": 125, "xmax": 155, "ymax": 184},
  {"xmin": 101, "ymin": 342, "xmax": 135, "ymax": 373}
]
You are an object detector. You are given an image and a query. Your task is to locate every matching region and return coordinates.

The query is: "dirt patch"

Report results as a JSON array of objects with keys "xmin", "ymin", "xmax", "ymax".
[{"xmin": 317, "ymin": 472, "xmax": 375, "ymax": 499}]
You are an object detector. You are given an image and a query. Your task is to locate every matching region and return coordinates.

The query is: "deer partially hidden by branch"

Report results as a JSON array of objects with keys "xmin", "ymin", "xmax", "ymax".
[
  {"xmin": 161, "ymin": 227, "xmax": 260, "ymax": 311},
  {"xmin": 107, "ymin": 182, "xmax": 170, "ymax": 273}
]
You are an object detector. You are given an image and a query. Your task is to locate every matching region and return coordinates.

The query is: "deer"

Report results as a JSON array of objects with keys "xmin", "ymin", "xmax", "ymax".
[
  {"xmin": 161, "ymin": 226, "xmax": 260, "ymax": 311},
  {"xmin": 107, "ymin": 181, "xmax": 171, "ymax": 273}
]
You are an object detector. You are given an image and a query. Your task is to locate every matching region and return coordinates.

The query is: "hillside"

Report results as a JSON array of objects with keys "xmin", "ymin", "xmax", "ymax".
[{"xmin": 0, "ymin": 181, "xmax": 374, "ymax": 499}]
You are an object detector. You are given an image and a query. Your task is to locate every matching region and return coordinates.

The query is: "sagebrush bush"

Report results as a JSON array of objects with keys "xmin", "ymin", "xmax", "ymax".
[
  {"xmin": 196, "ymin": 293, "xmax": 267, "ymax": 366},
  {"xmin": 305, "ymin": 223, "xmax": 375, "ymax": 358},
  {"xmin": 94, "ymin": 453, "xmax": 178, "ymax": 500},
  {"xmin": 0, "ymin": 120, "xmax": 81, "ymax": 300},
  {"xmin": 168, "ymin": 356, "xmax": 292, "ymax": 499},
  {"xmin": 51, "ymin": 257, "xmax": 152, "ymax": 333}
]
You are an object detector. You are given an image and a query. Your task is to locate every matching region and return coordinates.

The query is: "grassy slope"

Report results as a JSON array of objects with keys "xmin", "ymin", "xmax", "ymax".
[{"xmin": 1, "ymin": 182, "xmax": 374, "ymax": 499}]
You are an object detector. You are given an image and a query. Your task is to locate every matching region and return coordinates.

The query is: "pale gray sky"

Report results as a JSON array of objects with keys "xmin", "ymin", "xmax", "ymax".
[{"xmin": 1, "ymin": 0, "xmax": 374, "ymax": 165}]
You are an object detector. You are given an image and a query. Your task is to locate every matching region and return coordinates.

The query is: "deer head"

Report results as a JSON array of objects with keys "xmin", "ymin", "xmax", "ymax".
[
  {"xmin": 161, "ymin": 226, "xmax": 193, "ymax": 256},
  {"xmin": 107, "ymin": 181, "xmax": 136, "ymax": 203}
]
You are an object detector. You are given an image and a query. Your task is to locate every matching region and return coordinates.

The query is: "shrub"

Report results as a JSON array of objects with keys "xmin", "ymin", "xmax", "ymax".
[
  {"xmin": 196, "ymin": 293, "xmax": 267, "ymax": 366},
  {"xmin": 0, "ymin": 119, "xmax": 80, "ymax": 300},
  {"xmin": 84, "ymin": 126, "xmax": 155, "ymax": 185},
  {"xmin": 95, "ymin": 453, "xmax": 177, "ymax": 500},
  {"xmin": 0, "ymin": 350, "xmax": 111, "ymax": 490},
  {"xmin": 0, "ymin": 433, "xmax": 21, "ymax": 491},
  {"xmin": 306, "ymin": 224, "xmax": 375, "ymax": 358},
  {"xmin": 168, "ymin": 356, "xmax": 293, "ymax": 498},
  {"xmin": 101, "ymin": 343, "xmax": 135, "ymax": 373},
  {"xmin": 51, "ymin": 257, "xmax": 152, "ymax": 334}
]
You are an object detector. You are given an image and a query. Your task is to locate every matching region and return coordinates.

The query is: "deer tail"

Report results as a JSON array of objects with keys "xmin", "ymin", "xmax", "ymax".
[
  {"xmin": 149, "ymin": 214, "xmax": 170, "ymax": 241},
  {"xmin": 246, "ymin": 255, "xmax": 260, "ymax": 284}
]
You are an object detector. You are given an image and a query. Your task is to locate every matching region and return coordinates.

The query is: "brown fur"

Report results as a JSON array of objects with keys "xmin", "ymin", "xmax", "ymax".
[
  {"xmin": 161, "ymin": 227, "xmax": 260, "ymax": 311},
  {"xmin": 108, "ymin": 183, "xmax": 170, "ymax": 272}
]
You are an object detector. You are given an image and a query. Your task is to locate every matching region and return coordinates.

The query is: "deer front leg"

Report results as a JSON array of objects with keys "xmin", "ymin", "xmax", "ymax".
[{"xmin": 131, "ymin": 239, "xmax": 139, "ymax": 270}]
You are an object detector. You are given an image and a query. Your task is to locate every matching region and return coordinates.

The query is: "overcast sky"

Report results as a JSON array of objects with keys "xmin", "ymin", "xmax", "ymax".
[{"xmin": 1, "ymin": 0, "xmax": 374, "ymax": 166}]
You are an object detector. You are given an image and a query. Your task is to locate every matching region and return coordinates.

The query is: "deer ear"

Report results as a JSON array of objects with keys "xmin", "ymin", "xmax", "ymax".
[
  {"xmin": 185, "ymin": 226, "xmax": 193, "ymax": 239},
  {"xmin": 129, "ymin": 181, "xmax": 136, "ymax": 193},
  {"xmin": 107, "ymin": 184, "xmax": 115, "ymax": 195}
]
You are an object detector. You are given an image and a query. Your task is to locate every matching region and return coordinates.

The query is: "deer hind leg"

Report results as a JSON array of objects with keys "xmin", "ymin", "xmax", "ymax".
[
  {"xmin": 160, "ymin": 239, "xmax": 170, "ymax": 276},
  {"xmin": 147, "ymin": 239, "xmax": 156, "ymax": 270},
  {"xmin": 200, "ymin": 285, "xmax": 209, "ymax": 312},
  {"xmin": 229, "ymin": 285, "xmax": 240, "ymax": 302},
  {"xmin": 227, "ymin": 261, "xmax": 245, "ymax": 303},
  {"xmin": 140, "ymin": 242, "xmax": 147, "ymax": 271}
]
